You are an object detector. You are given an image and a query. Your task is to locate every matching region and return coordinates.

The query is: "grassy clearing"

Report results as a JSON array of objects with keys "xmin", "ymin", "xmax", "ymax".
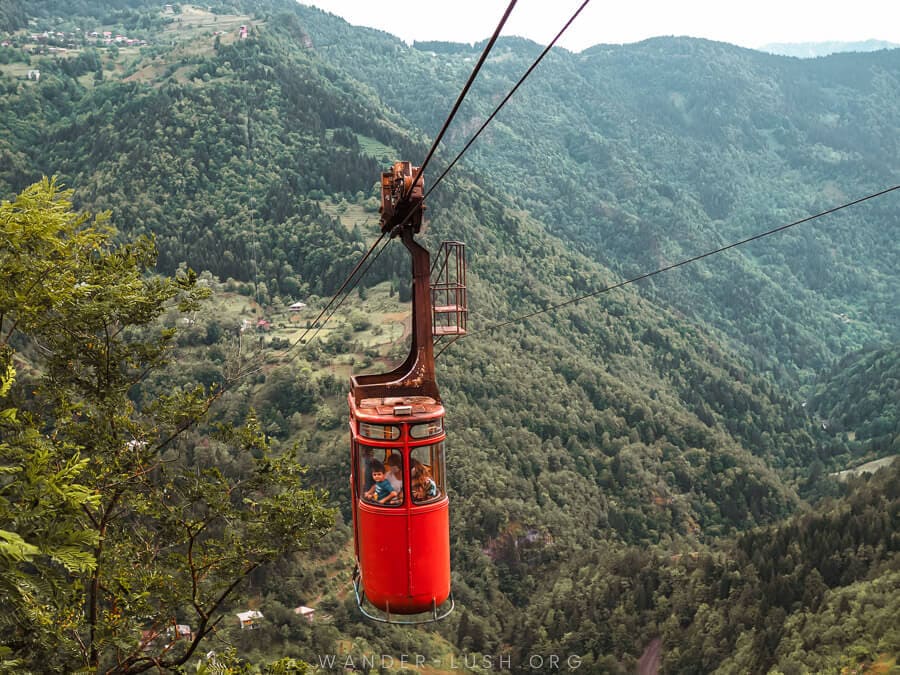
[
  {"xmin": 832, "ymin": 454, "xmax": 898, "ymax": 481},
  {"xmin": 323, "ymin": 128, "xmax": 395, "ymax": 164},
  {"xmin": 163, "ymin": 6, "xmax": 253, "ymax": 45},
  {"xmin": 125, "ymin": 5, "xmax": 258, "ymax": 82},
  {"xmin": 1, "ymin": 7, "xmax": 257, "ymax": 87},
  {"xmin": 0, "ymin": 62, "xmax": 33, "ymax": 79},
  {"xmin": 317, "ymin": 199, "xmax": 377, "ymax": 233},
  {"xmin": 123, "ymin": 60, "xmax": 167, "ymax": 83},
  {"xmin": 356, "ymin": 133, "xmax": 396, "ymax": 162},
  {"xmin": 272, "ymin": 282, "xmax": 408, "ymax": 351},
  {"xmin": 196, "ymin": 281, "xmax": 410, "ymax": 380}
]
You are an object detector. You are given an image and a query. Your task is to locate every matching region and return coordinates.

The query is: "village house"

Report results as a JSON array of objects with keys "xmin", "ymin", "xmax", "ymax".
[
  {"xmin": 236, "ymin": 610, "xmax": 263, "ymax": 630},
  {"xmin": 294, "ymin": 606, "xmax": 315, "ymax": 623},
  {"xmin": 167, "ymin": 624, "xmax": 192, "ymax": 641}
]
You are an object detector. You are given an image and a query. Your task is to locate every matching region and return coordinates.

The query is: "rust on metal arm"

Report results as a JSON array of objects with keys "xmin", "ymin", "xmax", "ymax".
[
  {"xmin": 379, "ymin": 161, "xmax": 425, "ymax": 235},
  {"xmin": 351, "ymin": 162, "xmax": 438, "ymax": 405}
]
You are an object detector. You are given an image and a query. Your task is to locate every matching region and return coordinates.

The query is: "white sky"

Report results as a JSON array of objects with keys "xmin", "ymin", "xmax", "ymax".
[{"xmin": 297, "ymin": 1, "xmax": 899, "ymax": 52}]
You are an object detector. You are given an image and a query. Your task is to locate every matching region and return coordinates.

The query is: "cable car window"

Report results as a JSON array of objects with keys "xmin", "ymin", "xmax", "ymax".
[
  {"xmin": 359, "ymin": 447, "xmax": 404, "ymax": 506},
  {"xmin": 409, "ymin": 443, "xmax": 444, "ymax": 504},
  {"xmin": 359, "ymin": 423, "xmax": 400, "ymax": 441},
  {"xmin": 409, "ymin": 419, "xmax": 443, "ymax": 439}
]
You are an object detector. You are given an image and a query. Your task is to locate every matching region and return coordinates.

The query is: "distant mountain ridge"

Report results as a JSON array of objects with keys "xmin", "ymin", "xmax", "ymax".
[{"xmin": 759, "ymin": 39, "xmax": 900, "ymax": 58}]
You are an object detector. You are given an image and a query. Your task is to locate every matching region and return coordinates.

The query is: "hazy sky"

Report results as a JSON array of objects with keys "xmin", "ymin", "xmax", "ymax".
[{"xmin": 297, "ymin": 1, "xmax": 899, "ymax": 52}]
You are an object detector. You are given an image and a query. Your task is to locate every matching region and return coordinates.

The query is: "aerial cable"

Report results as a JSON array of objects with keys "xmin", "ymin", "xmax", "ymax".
[
  {"xmin": 274, "ymin": 229, "xmax": 389, "ymax": 359},
  {"xmin": 434, "ymin": 334, "xmax": 462, "ymax": 360},
  {"xmin": 171, "ymin": 183, "xmax": 895, "ymax": 451},
  {"xmin": 404, "ymin": 0, "xmax": 519, "ymax": 200},
  {"xmin": 229, "ymin": 228, "xmax": 390, "ymax": 382},
  {"xmin": 305, "ymin": 233, "xmax": 394, "ymax": 345},
  {"xmin": 254, "ymin": 202, "xmax": 432, "ymax": 372},
  {"xmin": 238, "ymin": 43, "xmax": 266, "ymax": 308},
  {"xmin": 293, "ymin": 0, "xmax": 520, "ymax": 341},
  {"xmin": 459, "ymin": 184, "xmax": 900, "ymax": 339},
  {"xmin": 230, "ymin": 134, "xmax": 429, "ymax": 376},
  {"xmin": 153, "ymin": 4, "xmax": 511, "ymax": 446},
  {"xmin": 426, "ymin": 0, "xmax": 592, "ymax": 199},
  {"xmin": 296, "ymin": 201, "xmax": 432, "ymax": 353}
]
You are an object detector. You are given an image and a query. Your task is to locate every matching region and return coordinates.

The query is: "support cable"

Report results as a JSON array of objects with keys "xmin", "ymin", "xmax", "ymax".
[
  {"xmin": 285, "ymin": 0, "xmax": 522, "ymax": 352},
  {"xmin": 224, "ymin": 1, "xmax": 519, "ymax": 376},
  {"xmin": 294, "ymin": 231, "xmax": 388, "ymax": 345},
  {"xmin": 150, "ymin": 3, "xmax": 520, "ymax": 447},
  {"xmin": 426, "ymin": 0, "xmax": 592, "ymax": 199},
  {"xmin": 460, "ymin": 184, "xmax": 900, "ymax": 339},
  {"xmin": 305, "ymin": 234, "xmax": 394, "ymax": 345},
  {"xmin": 404, "ymin": 0, "xmax": 519, "ymax": 200},
  {"xmin": 231, "ymin": 228, "xmax": 389, "ymax": 379},
  {"xmin": 186, "ymin": 184, "xmax": 897, "ymax": 445}
]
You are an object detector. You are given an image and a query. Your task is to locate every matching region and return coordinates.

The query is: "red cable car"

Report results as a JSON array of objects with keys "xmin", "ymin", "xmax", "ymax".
[{"xmin": 349, "ymin": 162, "xmax": 466, "ymax": 623}]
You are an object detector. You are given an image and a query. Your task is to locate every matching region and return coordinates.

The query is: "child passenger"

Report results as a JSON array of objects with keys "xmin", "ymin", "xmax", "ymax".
[
  {"xmin": 410, "ymin": 458, "xmax": 438, "ymax": 501},
  {"xmin": 363, "ymin": 460, "xmax": 399, "ymax": 504}
]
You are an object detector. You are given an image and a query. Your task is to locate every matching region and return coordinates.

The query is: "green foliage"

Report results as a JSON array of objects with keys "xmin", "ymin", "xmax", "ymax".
[
  {"xmin": 0, "ymin": 179, "xmax": 333, "ymax": 671},
  {"xmin": 301, "ymin": 14, "xmax": 900, "ymax": 381},
  {"xmin": 770, "ymin": 570, "xmax": 900, "ymax": 673},
  {"xmin": 809, "ymin": 345, "xmax": 900, "ymax": 461},
  {"xmin": 8, "ymin": 5, "xmax": 893, "ymax": 385},
  {"xmin": 510, "ymin": 463, "xmax": 899, "ymax": 672},
  {"xmin": 0, "ymin": 177, "xmax": 109, "ymax": 333},
  {"xmin": 0, "ymin": 350, "xmax": 100, "ymax": 661},
  {"xmin": 0, "ymin": 2, "xmax": 27, "ymax": 32}
]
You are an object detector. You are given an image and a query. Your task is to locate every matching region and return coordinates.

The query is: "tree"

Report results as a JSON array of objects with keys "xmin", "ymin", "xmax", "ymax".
[
  {"xmin": 0, "ymin": 178, "xmax": 108, "ymax": 663},
  {"xmin": 0, "ymin": 179, "xmax": 333, "ymax": 672},
  {"xmin": 0, "ymin": 351, "xmax": 99, "ymax": 667}
]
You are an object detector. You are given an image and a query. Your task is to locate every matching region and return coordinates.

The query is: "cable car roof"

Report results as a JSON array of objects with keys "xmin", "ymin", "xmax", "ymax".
[{"xmin": 354, "ymin": 395, "xmax": 444, "ymax": 420}]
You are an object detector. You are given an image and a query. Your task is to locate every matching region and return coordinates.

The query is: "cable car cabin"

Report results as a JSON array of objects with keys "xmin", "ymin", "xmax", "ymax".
[
  {"xmin": 348, "ymin": 161, "xmax": 464, "ymax": 623},
  {"xmin": 348, "ymin": 397, "xmax": 450, "ymax": 619}
]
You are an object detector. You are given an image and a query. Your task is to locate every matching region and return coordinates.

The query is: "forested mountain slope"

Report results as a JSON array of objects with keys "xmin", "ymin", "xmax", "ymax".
[
  {"xmin": 1, "ymin": 0, "xmax": 897, "ymax": 671},
  {"xmin": 293, "ymin": 6, "xmax": 900, "ymax": 383},
  {"xmin": 513, "ymin": 461, "xmax": 899, "ymax": 673},
  {"xmin": 809, "ymin": 344, "xmax": 900, "ymax": 461}
]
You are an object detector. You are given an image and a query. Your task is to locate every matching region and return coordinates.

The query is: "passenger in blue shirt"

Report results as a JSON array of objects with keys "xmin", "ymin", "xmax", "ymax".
[{"xmin": 363, "ymin": 460, "xmax": 399, "ymax": 504}]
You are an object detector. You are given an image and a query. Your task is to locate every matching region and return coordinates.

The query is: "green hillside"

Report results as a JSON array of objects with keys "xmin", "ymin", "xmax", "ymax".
[
  {"xmin": 0, "ymin": 1, "xmax": 897, "ymax": 671},
  {"xmin": 513, "ymin": 462, "xmax": 899, "ymax": 672},
  {"xmin": 809, "ymin": 345, "xmax": 900, "ymax": 464},
  {"xmin": 294, "ymin": 10, "xmax": 900, "ymax": 383}
]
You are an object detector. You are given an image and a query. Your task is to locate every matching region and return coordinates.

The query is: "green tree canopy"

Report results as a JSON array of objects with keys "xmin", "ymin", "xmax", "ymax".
[{"xmin": 0, "ymin": 179, "xmax": 333, "ymax": 672}]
